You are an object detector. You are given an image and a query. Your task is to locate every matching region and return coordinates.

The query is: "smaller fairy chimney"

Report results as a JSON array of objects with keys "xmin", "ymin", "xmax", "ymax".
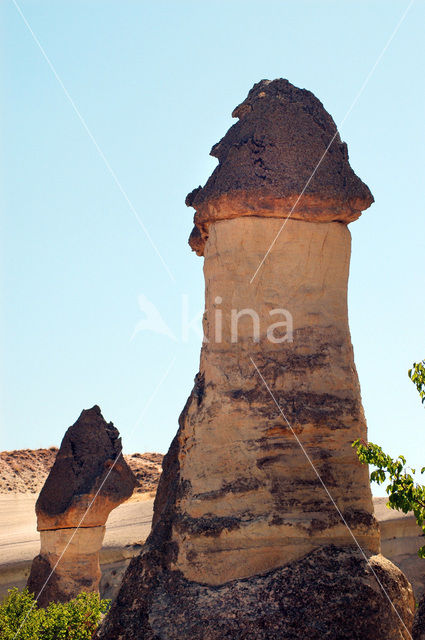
[{"xmin": 27, "ymin": 405, "xmax": 137, "ymax": 607}]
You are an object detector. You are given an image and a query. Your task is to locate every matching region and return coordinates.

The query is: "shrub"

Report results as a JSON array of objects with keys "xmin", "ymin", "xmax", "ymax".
[
  {"xmin": 353, "ymin": 359, "xmax": 425, "ymax": 557},
  {"xmin": 0, "ymin": 588, "xmax": 110, "ymax": 640}
]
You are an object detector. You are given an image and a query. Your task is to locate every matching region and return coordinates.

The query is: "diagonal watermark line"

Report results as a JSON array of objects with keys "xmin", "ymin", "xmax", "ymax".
[
  {"xmin": 11, "ymin": 0, "xmax": 175, "ymax": 283},
  {"xmin": 250, "ymin": 356, "xmax": 413, "ymax": 639},
  {"xmin": 12, "ymin": 354, "xmax": 176, "ymax": 640},
  {"xmin": 250, "ymin": 0, "xmax": 415, "ymax": 284}
]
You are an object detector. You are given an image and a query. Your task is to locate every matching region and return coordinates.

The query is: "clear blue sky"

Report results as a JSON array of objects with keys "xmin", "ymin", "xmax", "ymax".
[{"xmin": 1, "ymin": 1, "xmax": 424, "ymax": 496}]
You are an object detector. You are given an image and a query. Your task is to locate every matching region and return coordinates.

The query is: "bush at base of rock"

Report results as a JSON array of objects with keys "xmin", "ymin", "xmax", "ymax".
[{"xmin": 0, "ymin": 587, "xmax": 110, "ymax": 640}]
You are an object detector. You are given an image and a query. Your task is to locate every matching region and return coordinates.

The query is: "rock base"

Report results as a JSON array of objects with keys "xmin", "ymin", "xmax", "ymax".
[
  {"xmin": 27, "ymin": 526, "xmax": 105, "ymax": 607},
  {"xmin": 97, "ymin": 545, "xmax": 414, "ymax": 640},
  {"xmin": 413, "ymin": 594, "xmax": 425, "ymax": 639}
]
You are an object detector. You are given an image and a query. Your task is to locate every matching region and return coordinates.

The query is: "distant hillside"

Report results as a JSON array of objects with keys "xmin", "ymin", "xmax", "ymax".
[
  {"xmin": 126, "ymin": 452, "xmax": 163, "ymax": 494},
  {"xmin": 0, "ymin": 448, "xmax": 163, "ymax": 495}
]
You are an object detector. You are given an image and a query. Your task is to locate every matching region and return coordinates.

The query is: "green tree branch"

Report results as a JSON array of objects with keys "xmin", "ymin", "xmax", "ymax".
[{"xmin": 353, "ymin": 359, "xmax": 425, "ymax": 557}]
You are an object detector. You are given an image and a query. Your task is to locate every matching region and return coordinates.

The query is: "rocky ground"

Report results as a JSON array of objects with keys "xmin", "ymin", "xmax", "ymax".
[
  {"xmin": 126, "ymin": 452, "xmax": 163, "ymax": 495},
  {"xmin": 0, "ymin": 448, "xmax": 163, "ymax": 496},
  {"xmin": 1, "ymin": 448, "xmax": 424, "ymax": 608}
]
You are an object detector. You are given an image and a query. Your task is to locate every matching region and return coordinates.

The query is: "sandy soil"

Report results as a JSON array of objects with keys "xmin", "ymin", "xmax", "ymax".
[{"xmin": 0, "ymin": 449, "xmax": 58, "ymax": 494}]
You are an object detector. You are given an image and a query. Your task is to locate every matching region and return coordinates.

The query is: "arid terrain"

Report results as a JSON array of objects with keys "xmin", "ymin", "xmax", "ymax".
[
  {"xmin": 0, "ymin": 446, "xmax": 163, "ymax": 601},
  {"xmin": 1, "ymin": 447, "xmax": 424, "ymax": 611},
  {"xmin": 0, "ymin": 448, "xmax": 163, "ymax": 496}
]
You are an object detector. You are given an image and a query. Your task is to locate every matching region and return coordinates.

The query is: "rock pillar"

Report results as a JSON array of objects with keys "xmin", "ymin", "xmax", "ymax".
[
  {"xmin": 173, "ymin": 217, "xmax": 380, "ymax": 586},
  {"xmin": 96, "ymin": 79, "xmax": 414, "ymax": 639},
  {"xmin": 27, "ymin": 405, "xmax": 137, "ymax": 607}
]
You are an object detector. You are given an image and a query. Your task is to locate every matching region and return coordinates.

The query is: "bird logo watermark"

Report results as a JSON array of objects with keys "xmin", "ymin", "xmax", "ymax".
[{"xmin": 132, "ymin": 294, "xmax": 293, "ymax": 344}]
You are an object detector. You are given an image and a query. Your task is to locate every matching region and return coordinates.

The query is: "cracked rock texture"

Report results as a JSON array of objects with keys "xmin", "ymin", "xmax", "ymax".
[
  {"xmin": 27, "ymin": 406, "xmax": 137, "ymax": 607},
  {"xmin": 413, "ymin": 593, "xmax": 425, "ymax": 639},
  {"xmin": 99, "ymin": 546, "xmax": 414, "ymax": 640},
  {"xmin": 96, "ymin": 80, "xmax": 413, "ymax": 639},
  {"xmin": 187, "ymin": 78, "xmax": 374, "ymax": 255}
]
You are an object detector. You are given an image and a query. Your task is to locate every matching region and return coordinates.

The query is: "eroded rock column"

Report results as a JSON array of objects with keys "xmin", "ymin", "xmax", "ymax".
[
  {"xmin": 27, "ymin": 405, "xmax": 137, "ymax": 607},
  {"xmin": 96, "ymin": 79, "xmax": 414, "ymax": 640},
  {"xmin": 173, "ymin": 217, "xmax": 380, "ymax": 586}
]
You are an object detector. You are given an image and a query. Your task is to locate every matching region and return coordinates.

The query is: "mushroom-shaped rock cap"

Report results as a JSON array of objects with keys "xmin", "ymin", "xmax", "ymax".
[
  {"xmin": 36, "ymin": 405, "xmax": 137, "ymax": 530},
  {"xmin": 186, "ymin": 78, "xmax": 373, "ymax": 255}
]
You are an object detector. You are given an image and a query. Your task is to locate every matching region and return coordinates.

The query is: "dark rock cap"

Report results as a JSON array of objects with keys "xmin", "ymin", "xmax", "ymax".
[
  {"xmin": 186, "ymin": 78, "xmax": 374, "ymax": 255},
  {"xmin": 36, "ymin": 405, "xmax": 137, "ymax": 518}
]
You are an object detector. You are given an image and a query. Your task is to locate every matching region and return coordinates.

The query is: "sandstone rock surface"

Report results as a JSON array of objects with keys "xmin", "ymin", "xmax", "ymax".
[
  {"xmin": 27, "ymin": 405, "xmax": 137, "ymax": 606},
  {"xmin": 171, "ymin": 217, "xmax": 380, "ymax": 586},
  {"xmin": 96, "ymin": 80, "xmax": 413, "ymax": 639}
]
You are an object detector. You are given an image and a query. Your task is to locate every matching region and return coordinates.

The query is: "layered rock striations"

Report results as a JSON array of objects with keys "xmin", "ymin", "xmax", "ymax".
[
  {"xmin": 27, "ymin": 405, "xmax": 137, "ymax": 607},
  {"xmin": 97, "ymin": 79, "xmax": 414, "ymax": 639}
]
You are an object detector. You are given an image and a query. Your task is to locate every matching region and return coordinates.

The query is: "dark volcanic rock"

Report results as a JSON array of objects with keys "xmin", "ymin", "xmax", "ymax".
[
  {"xmin": 97, "ymin": 546, "xmax": 413, "ymax": 640},
  {"xmin": 186, "ymin": 78, "xmax": 374, "ymax": 255},
  {"xmin": 36, "ymin": 405, "xmax": 137, "ymax": 529},
  {"xmin": 413, "ymin": 593, "xmax": 425, "ymax": 639},
  {"xmin": 191, "ymin": 78, "xmax": 373, "ymax": 208}
]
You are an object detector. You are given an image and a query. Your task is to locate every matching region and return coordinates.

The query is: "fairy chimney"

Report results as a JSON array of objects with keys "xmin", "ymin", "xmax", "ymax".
[
  {"xmin": 27, "ymin": 405, "xmax": 137, "ymax": 607},
  {"xmin": 96, "ymin": 80, "xmax": 414, "ymax": 639}
]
